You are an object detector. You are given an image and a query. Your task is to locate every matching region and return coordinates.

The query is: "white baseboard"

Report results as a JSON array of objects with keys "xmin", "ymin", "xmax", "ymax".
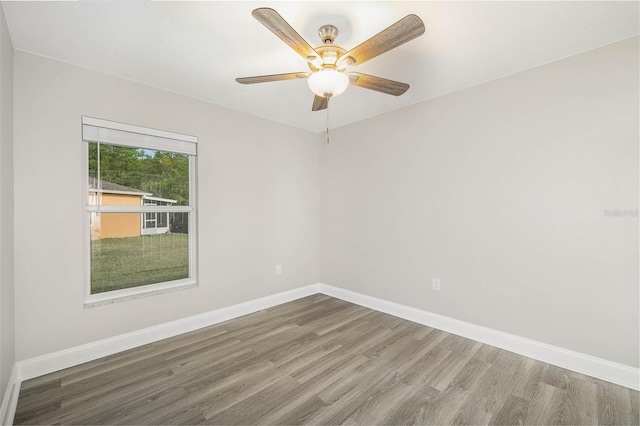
[
  {"xmin": 318, "ymin": 283, "xmax": 640, "ymax": 391},
  {"xmin": 0, "ymin": 365, "xmax": 19, "ymax": 426},
  {"xmin": 17, "ymin": 284, "xmax": 320, "ymax": 382}
]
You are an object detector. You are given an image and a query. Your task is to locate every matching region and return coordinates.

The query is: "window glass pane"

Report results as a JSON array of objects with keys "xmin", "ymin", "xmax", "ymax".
[
  {"xmin": 88, "ymin": 142, "xmax": 189, "ymax": 206},
  {"xmin": 90, "ymin": 212, "xmax": 189, "ymax": 294}
]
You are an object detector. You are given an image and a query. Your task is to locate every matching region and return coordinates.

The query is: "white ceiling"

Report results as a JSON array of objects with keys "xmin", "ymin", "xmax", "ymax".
[{"xmin": 3, "ymin": 1, "xmax": 638, "ymax": 133}]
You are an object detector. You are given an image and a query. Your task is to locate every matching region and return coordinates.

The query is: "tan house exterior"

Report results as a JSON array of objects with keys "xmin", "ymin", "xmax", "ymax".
[{"xmin": 89, "ymin": 178, "xmax": 176, "ymax": 240}]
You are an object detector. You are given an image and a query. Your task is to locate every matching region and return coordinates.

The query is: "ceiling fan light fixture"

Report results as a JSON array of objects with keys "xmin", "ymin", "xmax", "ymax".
[{"xmin": 308, "ymin": 68, "xmax": 349, "ymax": 98}]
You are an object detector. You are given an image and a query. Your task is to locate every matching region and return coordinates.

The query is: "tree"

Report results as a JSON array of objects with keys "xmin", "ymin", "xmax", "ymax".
[{"xmin": 89, "ymin": 142, "xmax": 189, "ymax": 205}]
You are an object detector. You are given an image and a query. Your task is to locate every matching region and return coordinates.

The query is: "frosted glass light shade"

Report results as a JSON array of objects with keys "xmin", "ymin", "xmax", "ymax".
[{"xmin": 308, "ymin": 69, "xmax": 349, "ymax": 98}]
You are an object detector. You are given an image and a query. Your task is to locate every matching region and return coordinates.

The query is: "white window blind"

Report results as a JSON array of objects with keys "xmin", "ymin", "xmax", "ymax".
[{"xmin": 82, "ymin": 116, "xmax": 197, "ymax": 155}]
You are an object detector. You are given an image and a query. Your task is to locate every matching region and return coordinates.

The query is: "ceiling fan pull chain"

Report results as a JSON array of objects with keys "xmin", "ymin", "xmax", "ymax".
[{"xmin": 326, "ymin": 94, "xmax": 331, "ymax": 144}]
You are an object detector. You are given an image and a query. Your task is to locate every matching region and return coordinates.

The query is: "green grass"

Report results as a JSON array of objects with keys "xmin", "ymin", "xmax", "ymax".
[{"xmin": 91, "ymin": 233, "xmax": 189, "ymax": 294}]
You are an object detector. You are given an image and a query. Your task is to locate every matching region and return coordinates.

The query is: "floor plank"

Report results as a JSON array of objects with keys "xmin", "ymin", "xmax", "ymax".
[{"xmin": 14, "ymin": 295, "xmax": 640, "ymax": 425}]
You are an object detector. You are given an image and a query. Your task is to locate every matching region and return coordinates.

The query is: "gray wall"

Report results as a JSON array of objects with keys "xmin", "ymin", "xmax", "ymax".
[
  {"xmin": 320, "ymin": 37, "xmax": 639, "ymax": 367},
  {"xmin": 0, "ymin": 3, "xmax": 14, "ymax": 401},
  {"xmin": 13, "ymin": 51, "xmax": 320, "ymax": 360}
]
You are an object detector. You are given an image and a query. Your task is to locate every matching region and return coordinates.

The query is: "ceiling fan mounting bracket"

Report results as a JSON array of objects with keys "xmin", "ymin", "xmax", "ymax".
[{"xmin": 318, "ymin": 25, "xmax": 339, "ymax": 44}]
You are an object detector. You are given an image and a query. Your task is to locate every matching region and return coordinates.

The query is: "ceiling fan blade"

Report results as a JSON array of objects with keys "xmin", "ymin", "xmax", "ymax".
[
  {"xmin": 252, "ymin": 8, "xmax": 320, "ymax": 62},
  {"xmin": 236, "ymin": 72, "xmax": 309, "ymax": 84},
  {"xmin": 338, "ymin": 14, "xmax": 425, "ymax": 67},
  {"xmin": 349, "ymin": 72, "xmax": 409, "ymax": 96},
  {"xmin": 312, "ymin": 95, "xmax": 328, "ymax": 111}
]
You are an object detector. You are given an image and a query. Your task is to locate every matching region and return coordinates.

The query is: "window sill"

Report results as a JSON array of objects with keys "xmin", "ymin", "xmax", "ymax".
[{"xmin": 84, "ymin": 279, "xmax": 198, "ymax": 308}]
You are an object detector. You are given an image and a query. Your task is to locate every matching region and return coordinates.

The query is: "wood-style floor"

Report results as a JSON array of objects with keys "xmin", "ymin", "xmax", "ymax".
[{"xmin": 14, "ymin": 294, "xmax": 639, "ymax": 425}]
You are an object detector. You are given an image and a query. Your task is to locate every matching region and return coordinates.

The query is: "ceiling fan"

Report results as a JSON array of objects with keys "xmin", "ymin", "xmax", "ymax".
[{"xmin": 236, "ymin": 8, "xmax": 425, "ymax": 112}]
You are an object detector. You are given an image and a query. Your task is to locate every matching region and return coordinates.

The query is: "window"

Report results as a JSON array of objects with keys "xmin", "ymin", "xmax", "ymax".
[{"xmin": 83, "ymin": 117, "xmax": 197, "ymax": 306}]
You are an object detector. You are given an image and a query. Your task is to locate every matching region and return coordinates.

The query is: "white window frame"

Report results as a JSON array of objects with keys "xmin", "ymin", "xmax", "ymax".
[{"xmin": 82, "ymin": 116, "xmax": 198, "ymax": 307}]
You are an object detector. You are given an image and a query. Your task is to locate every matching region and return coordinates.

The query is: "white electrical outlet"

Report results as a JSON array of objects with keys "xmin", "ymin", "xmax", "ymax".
[
  {"xmin": 275, "ymin": 264, "xmax": 282, "ymax": 275},
  {"xmin": 432, "ymin": 277, "xmax": 441, "ymax": 291}
]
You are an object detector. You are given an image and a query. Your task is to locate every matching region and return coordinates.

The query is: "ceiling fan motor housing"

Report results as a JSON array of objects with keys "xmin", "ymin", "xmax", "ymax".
[{"xmin": 312, "ymin": 45, "xmax": 347, "ymax": 69}]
